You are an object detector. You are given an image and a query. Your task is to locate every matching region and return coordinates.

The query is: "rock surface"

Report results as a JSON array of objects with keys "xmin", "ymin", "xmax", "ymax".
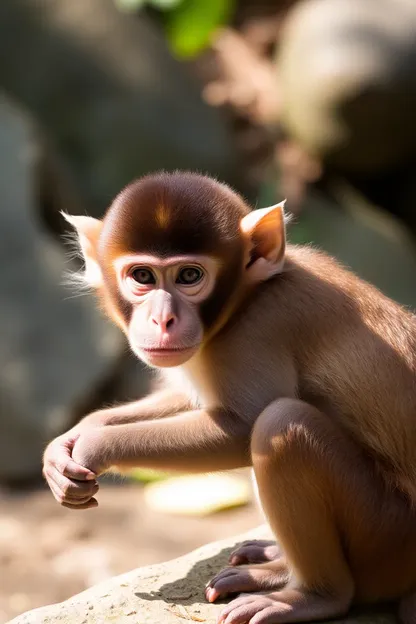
[
  {"xmin": 9, "ymin": 525, "xmax": 396, "ymax": 624},
  {"xmin": 0, "ymin": 96, "xmax": 122, "ymax": 482}
]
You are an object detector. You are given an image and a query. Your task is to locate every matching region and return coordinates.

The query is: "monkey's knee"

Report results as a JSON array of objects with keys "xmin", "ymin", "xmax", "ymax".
[{"xmin": 251, "ymin": 398, "xmax": 322, "ymax": 460}]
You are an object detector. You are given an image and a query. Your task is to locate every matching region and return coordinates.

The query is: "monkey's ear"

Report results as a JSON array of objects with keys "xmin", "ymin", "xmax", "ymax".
[
  {"xmin": 61, "ymin": 213, "xmax": 103, "ymax": 288},
  {"xmin": 240, "ymin": 201, "xmax": 287, "ymax": 281}
]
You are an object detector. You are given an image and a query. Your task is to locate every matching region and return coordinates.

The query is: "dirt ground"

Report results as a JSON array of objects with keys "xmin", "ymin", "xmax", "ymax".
[{"xmin": 0, "ymin": 476, "xmax": 262, "ymax": 623}]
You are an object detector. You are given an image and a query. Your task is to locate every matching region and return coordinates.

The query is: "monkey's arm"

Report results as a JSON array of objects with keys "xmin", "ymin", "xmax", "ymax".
[
  {"xmin": 42, "ymin": 389, "xmax": 191, "ymax": 509},
  {"xmin": 75, "ymin": 389, "xmax": 191, "ymax": 428},
  {"xmin": 72, "ymin": 408, "xmax": 252, "ymax": 476}
]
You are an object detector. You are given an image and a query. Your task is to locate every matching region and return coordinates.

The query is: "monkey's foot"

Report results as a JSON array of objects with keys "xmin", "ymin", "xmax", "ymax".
[
  {"xmin": 228, "ymin": 540, "xmax": 282, "ymax": 566},
  {"xmin": 217, "ymin": 588, "xmax": 351, "ymax": 624},
  {"xmin": 206, "ymin": 560, "xmax": 289, "ymax": 602}
]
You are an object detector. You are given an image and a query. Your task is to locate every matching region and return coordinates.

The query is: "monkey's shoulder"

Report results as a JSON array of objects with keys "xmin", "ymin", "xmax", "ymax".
[{"xmin": 285, "ymin": 245, "xmax": 415, "ymax": 325}]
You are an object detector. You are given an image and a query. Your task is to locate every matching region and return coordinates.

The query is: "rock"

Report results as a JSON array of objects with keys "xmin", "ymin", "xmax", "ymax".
[
  {"xmin": 278, "ymin": 0, "xmax": 416, "ymax": 174},
  {"xmin": 0, "ymin": 0, "xmax": 242, "ymax": 217},
  {"xmin": 286, "ymin": 185, "xmax": 416, "ymax": 309},
  {"xmin": 0, "ymin": 95, "xmax": 122, "ymax": 482},
  {"xmin": 8, "ymin": 525, "xmax": 396, "ymax": 624}
]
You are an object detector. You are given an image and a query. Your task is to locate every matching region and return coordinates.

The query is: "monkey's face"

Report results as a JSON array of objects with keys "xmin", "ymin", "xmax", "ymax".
[
  {"xmin": 95, "ymin": 172, "xmax": 250, "ymax": 366},
  {"xmin": 63, "ymin": 172, "xmax": 286, "ymax": 369},
  {"xmin": 113, "ymin": 253, "xmax": 221, "ymax": 367}
]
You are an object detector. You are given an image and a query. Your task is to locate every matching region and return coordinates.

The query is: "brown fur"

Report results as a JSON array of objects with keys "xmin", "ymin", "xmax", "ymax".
[{"xmin": 44, "ymin": 172, "xmax": 416, "ymax": 624}]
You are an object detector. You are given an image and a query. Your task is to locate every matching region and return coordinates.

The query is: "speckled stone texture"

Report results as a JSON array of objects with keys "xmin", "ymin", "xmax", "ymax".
[{"xmin": 8, "ymin": 525, "xmax": 396, "ymax": 624}]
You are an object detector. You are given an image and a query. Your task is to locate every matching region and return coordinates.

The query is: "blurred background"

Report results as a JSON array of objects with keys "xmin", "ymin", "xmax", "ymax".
[{"xmin": 1, "ymin": 0, "xmax": 416, "ymax": 620}]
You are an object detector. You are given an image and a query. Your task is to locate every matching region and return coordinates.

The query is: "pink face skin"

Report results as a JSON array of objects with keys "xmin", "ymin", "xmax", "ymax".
[{"xmin": 114, "ymin": 254, "xmax": 220, "ymax": 368}]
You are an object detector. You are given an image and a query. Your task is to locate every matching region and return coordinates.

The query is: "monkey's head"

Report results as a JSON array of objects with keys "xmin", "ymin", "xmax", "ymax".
[{"xmin": 65, "ymin": 172, "xmax": 286, "ymax": 368}]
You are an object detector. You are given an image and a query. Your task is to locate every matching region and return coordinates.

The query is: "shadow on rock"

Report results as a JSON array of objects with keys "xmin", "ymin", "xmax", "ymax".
[
  {"xmin": 136, "ymin": 542, "xmax": 397, "ymax": 624},
  {"xmin": 134, "ymin": 542, "xmax": 241, "ymax": 606}
]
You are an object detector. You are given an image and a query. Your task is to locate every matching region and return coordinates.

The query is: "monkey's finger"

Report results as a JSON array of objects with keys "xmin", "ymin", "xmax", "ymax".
[
  {"xmin": 218, "ymin": 595, "xmax": 258, "ymax": 624},
  {"xmin": 229, "ymin": 553, "xmax": 249, "ymax": 565},
  {"xmin": 49, "ymin": 481, "xmax": 99, "ymax": 506},
  {"xmin": 61, "ymin": 498, "xmax": 99, "ymax": 511},
  {"xmin": 249, "ymin": 607, "xmax": 284, "ymax": 624},
  {"xmin": 46, "ymin": 463, "xmax": 98, "ymax": 493},
  {"xmin": 56, "ymin": 484, "xmax": 99, "ymax": 506},
  {"xmin": 48, "ymin": 478, "xmax": 98, "ymax": 506},
  {"xmin": 230, "ymin": 539, "xmax": 263, "ymax": 551},
  {"xmin": 45, "ymin": 472, "xmax": 99, "ymax": 506},
  {"xmin": 206, "ymin": 576, "xmax": 236, "ymax": 602},
  {"xmin": 207, "ymin": 567, "xmax": 239, "ymax": 588},
  {"xmin": 229, "ymin": 547, "xmax": 258, "ymax": 565},
  {"xmin": 229, "ymin": 541, "xmax": 259, "ymax": 564},
  {"xmin": 229, "ymin": 549, "xmax": 269, "ymax": 566},
  {"xmin": 229, "ymin": 541, "xmax": 279, "ymax": 566},
  {"xmin": 58, "ymin": 456, "xmax": 97, "ymax": 481},
  {"xmin": 206, "ymin": 569, "xmax": 258, "ymax": 602},
  {"xmin": 220, "ymin": 599, "xmax": 260, "ymax": 624},
  {"xmin": 206, "ymin": 587, "xmax": 220, "ymax": 603},
  {"xmin": 45, "ymin": 465, "xmax": 98, "ymax": 500}
]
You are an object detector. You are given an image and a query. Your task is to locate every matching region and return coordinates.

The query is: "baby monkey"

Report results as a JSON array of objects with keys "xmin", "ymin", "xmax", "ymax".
[{"xmin": 43, "ymin": 172, "xmax": 416, "ymax": 624}]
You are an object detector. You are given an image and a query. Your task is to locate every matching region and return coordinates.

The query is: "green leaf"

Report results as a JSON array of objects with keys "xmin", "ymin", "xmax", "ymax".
[
  {"xmin": 114, "ymin": 0, "xmax": 147, "ymax": 12},
  {"xmin": 149, "ymin": 0, "xmax": 184, "ymax": 10},
  {"xmin": 166, "ymin": 0, "xmax": 235, "ymax": 58}
]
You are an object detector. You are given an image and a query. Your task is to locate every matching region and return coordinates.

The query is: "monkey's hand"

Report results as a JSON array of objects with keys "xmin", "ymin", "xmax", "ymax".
[
  {"xmin": 71, "ymin": 427, "xmax": 114, "ymax": 478},
  {"xmin": 42, "ymin": 431, "xmax": 99, "ymax": 510}
]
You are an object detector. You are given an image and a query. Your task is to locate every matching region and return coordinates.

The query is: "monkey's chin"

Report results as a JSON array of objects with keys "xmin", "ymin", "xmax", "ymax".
[{"xmin": 137, "ymin": 346, "xmax": 199, "ymax": 368}]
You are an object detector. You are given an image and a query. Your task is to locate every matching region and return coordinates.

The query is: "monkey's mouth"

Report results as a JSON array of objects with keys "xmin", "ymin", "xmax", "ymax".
[
  {"xmin": 138, "ymin": 345, "xmax": 198, "ymax": 367},
  {"xmin": 141, "ymin": 346, "xmax": 197, "ymax": 354}
]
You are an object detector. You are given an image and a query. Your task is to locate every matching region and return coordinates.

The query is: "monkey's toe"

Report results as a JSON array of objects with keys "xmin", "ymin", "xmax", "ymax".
[
  {"xmin": 206, "ymin": 562, "xmax": 288, "ymax": 602},
  {"xmin": 229, "ymin": 540, "xmax": 281, "ymax": 566},
  {"xmin": 217, "ymin": 589, "xmax": 351, "ymax": 624}
]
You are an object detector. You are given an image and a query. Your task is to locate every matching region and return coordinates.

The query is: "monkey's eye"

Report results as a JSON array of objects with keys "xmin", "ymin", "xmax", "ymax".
[
  {"xmin": 130, "ymin": 267, "xmax": 156, "ymax": 285},
  {"xmin": 176, "ymin": 266, "xmax": 204, "ymax": 285}
]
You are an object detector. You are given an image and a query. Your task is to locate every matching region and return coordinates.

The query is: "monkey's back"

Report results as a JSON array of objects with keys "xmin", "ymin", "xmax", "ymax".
[{"xmin": 281, "ymin": 245, "xmax": 416, "ymax": 492}]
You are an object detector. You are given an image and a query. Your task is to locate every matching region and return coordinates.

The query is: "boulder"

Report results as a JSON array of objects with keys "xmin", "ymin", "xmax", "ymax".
[
  {"xmin": 0, "ymin": 0, "xmax": 242, "ymax": 217},
  {"xmin": 278, "ymin": 0, "xmax": 416, "ymax": 174},
  {"xmin": 0, "ymin": 95, "xmax": 122, "ymax": 482},
  {"xmin": 8, "ymin": 525, "xmax": 396, "ymax": 624}
]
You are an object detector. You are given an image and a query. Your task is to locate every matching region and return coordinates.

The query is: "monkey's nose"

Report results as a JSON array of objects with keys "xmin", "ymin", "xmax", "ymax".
[{"xmin": 151, "ymin": 314, "xmax": 176, "ymax": 333}]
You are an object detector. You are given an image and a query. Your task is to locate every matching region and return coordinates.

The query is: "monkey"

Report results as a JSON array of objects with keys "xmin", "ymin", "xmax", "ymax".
[{"xmin": 42, "ymin": 171, "xmax": 416, "ymax": 624}]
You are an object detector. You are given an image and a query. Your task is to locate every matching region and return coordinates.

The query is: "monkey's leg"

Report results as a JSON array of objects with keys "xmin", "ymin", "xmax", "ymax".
[
  {"xmin": 216, "ymin": 398, "xmax": 375, "ymax": 623},
  {"xmin": 226, "ymin": 471, "xmax": 283, "ymax": 566}
]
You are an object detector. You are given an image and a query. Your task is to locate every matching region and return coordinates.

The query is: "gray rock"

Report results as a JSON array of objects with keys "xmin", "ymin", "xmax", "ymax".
[
  {"xmin": 7, "ymin": 525, "xmax": 396, "ymax": 624},
  {"xmin": 278, "ymin": 0, "xmax": 416, "ymax": 173},
  {"xmin": 0, "ymin": 0, "xmax": 241, "ymax": 216},
  {"xmin": 0, "ymin": 96, "xmax": 122, "ymax": 482}
]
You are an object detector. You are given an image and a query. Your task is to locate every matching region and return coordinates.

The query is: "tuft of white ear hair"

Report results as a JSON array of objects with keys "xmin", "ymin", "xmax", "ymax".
[
  {"xmin": 281, "ymin": 200, "xmax": 293, "ymax": 226},
  {"xmin": 61, "ymin": 211, "xmax": 103, "ymax": 288},
  {"xmin": 240, "ymin": 200, "xmax": 288, "ymax": 235}
]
